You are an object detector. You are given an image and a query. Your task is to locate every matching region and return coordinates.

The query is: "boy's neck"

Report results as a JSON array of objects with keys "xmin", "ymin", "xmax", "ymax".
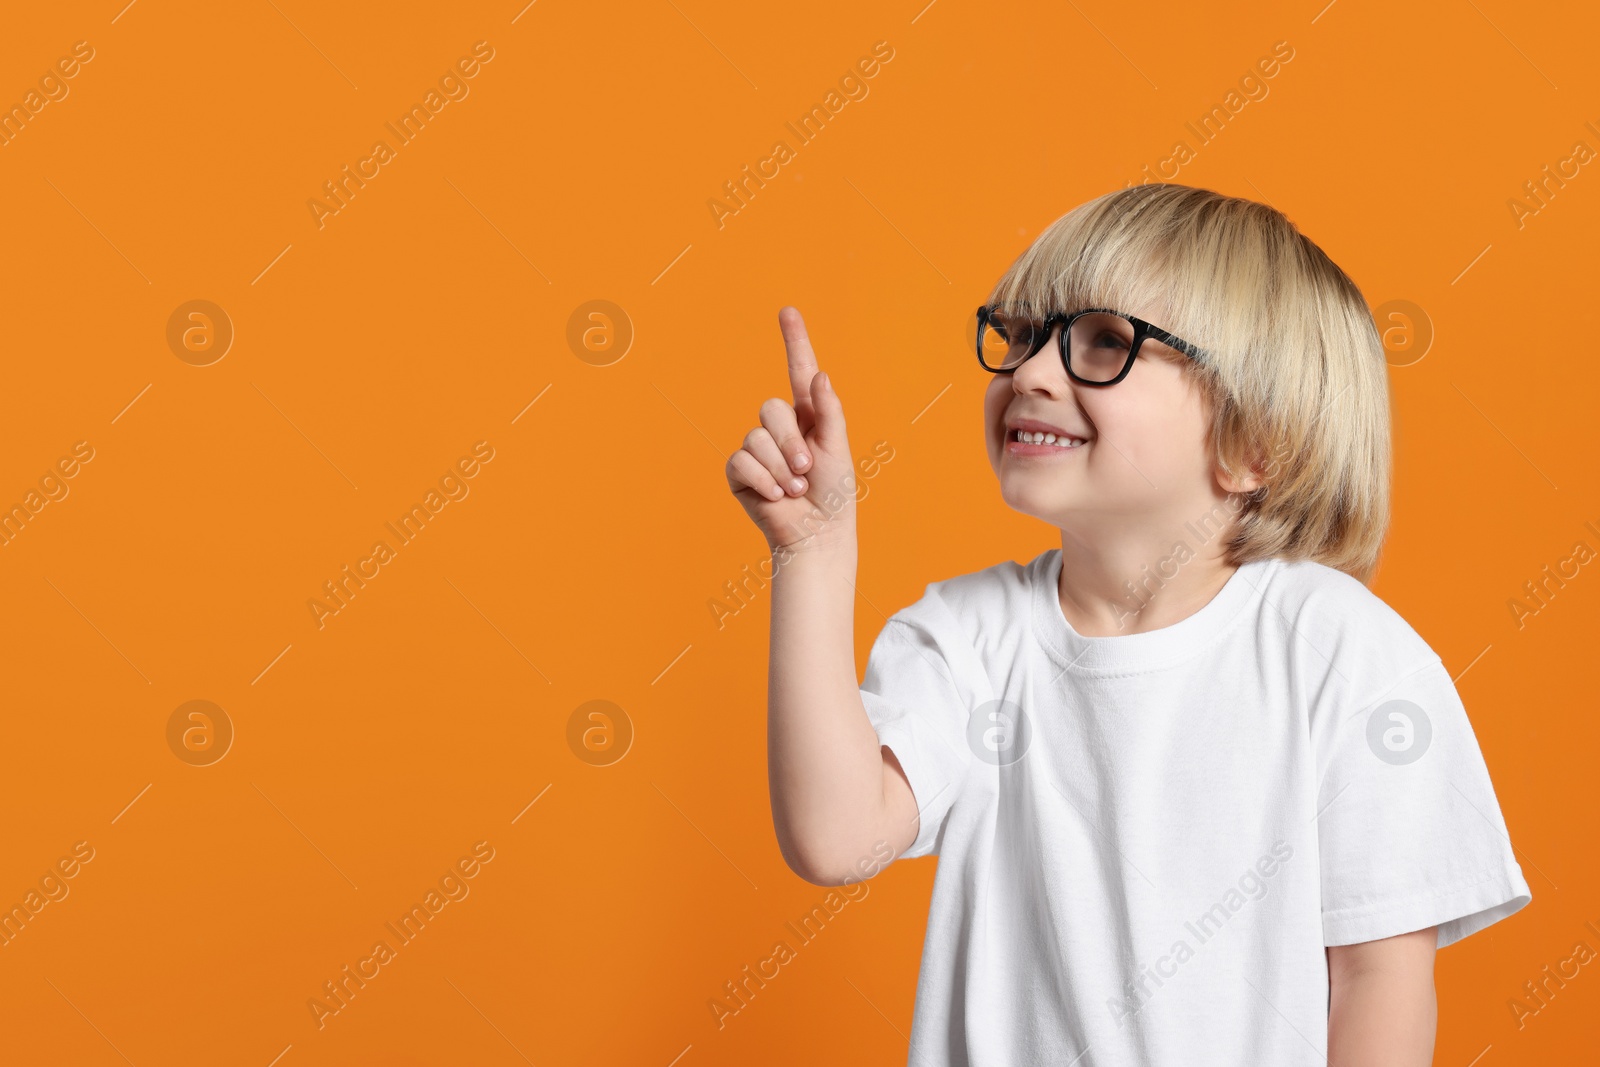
[{"xmin": 1055, "ymin": 541, "xmax": 1240, "ymax": 638}]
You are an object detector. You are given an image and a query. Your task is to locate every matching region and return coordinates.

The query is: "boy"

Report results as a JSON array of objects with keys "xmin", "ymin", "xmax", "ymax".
[{"xmin": 726, "ymin": 184, "xmax": 1529, "ymax": 1065}]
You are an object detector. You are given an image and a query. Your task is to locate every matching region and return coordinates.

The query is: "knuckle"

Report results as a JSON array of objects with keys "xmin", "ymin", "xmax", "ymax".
[{"xmin": 733, "ymin": 454, "xmax": 764, "ymax": 483}]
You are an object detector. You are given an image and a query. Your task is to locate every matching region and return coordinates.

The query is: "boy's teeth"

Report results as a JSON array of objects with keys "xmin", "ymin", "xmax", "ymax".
[{"xmin": 1015, "ymin": 430, "xmax": 1081, "ymax": 447}]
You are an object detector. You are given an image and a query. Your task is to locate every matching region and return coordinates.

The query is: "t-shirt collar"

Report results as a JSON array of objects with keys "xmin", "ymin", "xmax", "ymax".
[{"xmin": 1031, "ymin": 548, "xmax": 1276, "ymax": 674}]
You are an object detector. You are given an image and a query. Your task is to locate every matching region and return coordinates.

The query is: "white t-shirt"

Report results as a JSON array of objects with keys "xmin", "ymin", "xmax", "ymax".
[{"xmin": 860, "ymin": 548, "xmax": 1530, "ymax": 1066}]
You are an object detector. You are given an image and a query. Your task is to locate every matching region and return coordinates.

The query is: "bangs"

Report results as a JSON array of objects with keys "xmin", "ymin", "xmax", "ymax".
[
  {"xmin": 983, "ymin": 186, "xmax": 1287, "ymax": 368},
  {"xmin": 984, "ymin": 192, "xmax": 1184, "ymax": 334}
]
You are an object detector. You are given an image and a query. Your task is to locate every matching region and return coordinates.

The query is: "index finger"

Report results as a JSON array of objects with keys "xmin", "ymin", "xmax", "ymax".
[{"xmin": 778, "ymin": 306, "xmax": 819, "ymax": 430}]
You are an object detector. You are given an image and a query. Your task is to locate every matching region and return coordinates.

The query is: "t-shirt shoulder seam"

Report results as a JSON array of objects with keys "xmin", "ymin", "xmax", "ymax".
[
  {"xmin": 894, "ymin": 569, "xmax": 1000, "ymax": 643},
  {"xmin": 1342, "ymin": 653, "xmax": 1449, "ymax": 720},
  {"xmin": 1272, "ymin": 560, "xmax": 1439, "ymax": 650},
  {"xmin": 878, "ymin": 591, "xmax": 973, "ymax": 686}
]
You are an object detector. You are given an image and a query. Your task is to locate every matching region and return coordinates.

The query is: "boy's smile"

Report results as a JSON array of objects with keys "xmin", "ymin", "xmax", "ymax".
[{"xmin": 1003, "ymin": 415, "xmax": 1091, "ymax": 457}]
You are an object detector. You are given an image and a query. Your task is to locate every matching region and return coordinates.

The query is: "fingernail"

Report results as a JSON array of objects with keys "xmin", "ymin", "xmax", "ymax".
[
  {"xmin": 767, "ymin": 485, "xmax": 784, "ymax": 500},
  {"xmin": 789, "ymin": 477, "xmax": 806, "ymax": 494},
  {"xmin": 818, "ymin": 372, "xmax": 830, "ymax": 391},
  {"xmin": 795, "ymin": 452, "xmax": 810, "ymax": 468}
]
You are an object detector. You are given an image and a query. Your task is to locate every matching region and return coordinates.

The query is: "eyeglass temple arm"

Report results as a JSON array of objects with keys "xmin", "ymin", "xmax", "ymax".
[{"xmin": 1138, "ymin": 321, "xmax": 1205, "ymax": 361}]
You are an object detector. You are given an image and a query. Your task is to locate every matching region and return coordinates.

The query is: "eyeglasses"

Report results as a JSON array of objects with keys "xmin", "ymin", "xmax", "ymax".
[{"xmin": 975, "ymin": 305, "xmax": 1207, "ymax": 385}]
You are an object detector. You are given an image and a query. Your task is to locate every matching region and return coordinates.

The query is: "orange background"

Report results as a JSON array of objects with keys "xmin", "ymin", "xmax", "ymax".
[{"xmin": 1, "ymin": 1, "xmax": 1595, "ymax": 1064}]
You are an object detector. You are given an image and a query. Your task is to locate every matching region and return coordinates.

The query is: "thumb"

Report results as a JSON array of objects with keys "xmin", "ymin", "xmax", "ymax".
[{"xmin": 809, "ymin": 370, "xmax": 850, "ymax": 454}]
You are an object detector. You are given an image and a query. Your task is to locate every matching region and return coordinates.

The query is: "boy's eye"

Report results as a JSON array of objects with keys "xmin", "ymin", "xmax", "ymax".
[
  {"xmin": 993, "ymin": 317, "xmax": 1043, "ymax": 348},
  {"xmin": 979, "ymin": 311, "xmax": 1052, "ymax": 371}
]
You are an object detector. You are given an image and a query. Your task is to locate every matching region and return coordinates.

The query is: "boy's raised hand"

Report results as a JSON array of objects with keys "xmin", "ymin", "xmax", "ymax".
[{"xmin": 725, "ymin": 306, "xmax": 857, "ymax": 555}]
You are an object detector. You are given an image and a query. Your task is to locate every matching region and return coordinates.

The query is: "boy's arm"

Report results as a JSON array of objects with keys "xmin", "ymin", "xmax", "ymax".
[
  {"xmin": 727, "ymin": 308, "xmax": 915, "ymax": 887},
  {"xmin": 767, "ymin": 541, "xmax": 918, "ymax": 885},
  {"xmin": 1326, "ymin": 926, "xmax": 1437, "ymax": 1066}
]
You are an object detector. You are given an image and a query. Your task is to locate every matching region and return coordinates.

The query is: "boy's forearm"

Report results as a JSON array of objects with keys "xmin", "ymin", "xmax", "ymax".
[
  {"xmin": 766, "ymin": 538, "xmax": 884, "ymax": 882},
  {"xmin": 1326, "ymin": 929, "xmax": 1438, "ymax": 1067}
]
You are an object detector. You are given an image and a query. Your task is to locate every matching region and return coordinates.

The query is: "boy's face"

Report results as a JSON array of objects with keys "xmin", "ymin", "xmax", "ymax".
[{"xmin": 983, "ymin": 299, "xmax": 1244, "ymax": 530}]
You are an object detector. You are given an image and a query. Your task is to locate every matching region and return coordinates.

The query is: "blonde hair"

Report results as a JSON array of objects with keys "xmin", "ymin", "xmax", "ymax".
[{"xmin": 985, "ymin": 183, "xmax": 1391, "ymax": 584}]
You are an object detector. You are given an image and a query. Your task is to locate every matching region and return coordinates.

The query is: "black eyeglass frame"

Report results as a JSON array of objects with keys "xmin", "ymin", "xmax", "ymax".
[{"xmin": 974, "ymin": 305, "xmax": 1208, "ymax": 386}]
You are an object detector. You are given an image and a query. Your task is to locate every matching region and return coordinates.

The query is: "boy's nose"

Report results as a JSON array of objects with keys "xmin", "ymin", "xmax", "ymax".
[{"xmin": 1011, "ymin": 324, "xmax": 1070, "ymax": 393}]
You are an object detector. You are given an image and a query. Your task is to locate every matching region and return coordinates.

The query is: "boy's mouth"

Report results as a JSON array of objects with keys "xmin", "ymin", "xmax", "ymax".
[{"xmin": 1005, "ymin": 417, "xmax": 1090, "ymax": 451}]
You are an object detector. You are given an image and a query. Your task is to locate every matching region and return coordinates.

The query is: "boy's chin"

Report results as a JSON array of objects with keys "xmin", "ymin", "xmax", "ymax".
[{"xmin": 998, "ymin": 483, "xmax": 1071, "ymax": 517}]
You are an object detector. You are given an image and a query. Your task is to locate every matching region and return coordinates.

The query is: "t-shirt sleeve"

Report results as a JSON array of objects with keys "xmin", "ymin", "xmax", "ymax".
[
  {"xmin": 858, "ymin": 588, "xmax": 984, "ymax": 859},
  {"xmin": 1314, "ymin": 655, "xmax": 1531, "ymax": 949}
]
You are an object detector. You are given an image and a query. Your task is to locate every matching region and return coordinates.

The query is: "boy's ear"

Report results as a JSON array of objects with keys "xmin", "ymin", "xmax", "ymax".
[{"xmin": 1215, "ymin": 451, "xmax": 1266, "ymax": 496}]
